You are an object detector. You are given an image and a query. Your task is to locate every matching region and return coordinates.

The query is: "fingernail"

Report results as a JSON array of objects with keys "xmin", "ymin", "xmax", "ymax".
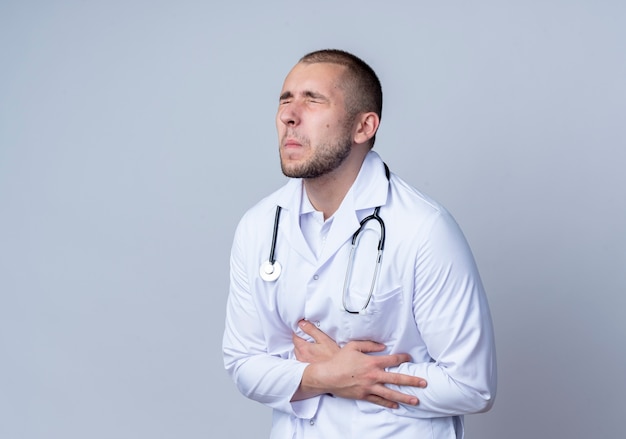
[{"xmin": 299, "ymin": 320, "xmax": 307, "ymax": 328}]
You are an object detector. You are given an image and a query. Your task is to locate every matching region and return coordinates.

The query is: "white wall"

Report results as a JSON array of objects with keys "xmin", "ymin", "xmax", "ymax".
[{"xmin": 1, "ymin": 1, "xmax": 624, "ymax": 437}]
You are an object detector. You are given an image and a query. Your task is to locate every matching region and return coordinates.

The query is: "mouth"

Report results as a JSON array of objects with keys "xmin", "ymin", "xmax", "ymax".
[{"xmin": 283, "ymin": 137, "xmax": 303, "ymax": 149}]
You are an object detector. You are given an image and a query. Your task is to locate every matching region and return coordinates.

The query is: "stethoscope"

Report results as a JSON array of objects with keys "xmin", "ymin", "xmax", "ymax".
[{"xmin": 259, "ymin": 164, "xmax": 390, "ymax": 314}]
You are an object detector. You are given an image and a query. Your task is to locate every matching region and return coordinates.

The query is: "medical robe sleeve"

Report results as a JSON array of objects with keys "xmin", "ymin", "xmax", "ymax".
[
  {"xmin": 222, "ymin": 218, "xmax": 319, "ymax": 418},
  {"xmin": 384, "ymin": 210, "xmax": 497, "ymax": 417}
]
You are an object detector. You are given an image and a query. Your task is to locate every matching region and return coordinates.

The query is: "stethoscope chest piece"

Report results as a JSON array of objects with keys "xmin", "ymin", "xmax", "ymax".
[{"xmin": 260, "ymin": 260, "xmax": 281, "ymax": 282}]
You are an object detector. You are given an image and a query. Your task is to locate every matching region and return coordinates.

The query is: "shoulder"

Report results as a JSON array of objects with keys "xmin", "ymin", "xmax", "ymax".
[
  {"xmin": 388, "ymin": 174, "xmax": 449, "ymax": 218},
  {"xmin": 386, "ymin": 173, "xmax": 465, "ymax": 241}
]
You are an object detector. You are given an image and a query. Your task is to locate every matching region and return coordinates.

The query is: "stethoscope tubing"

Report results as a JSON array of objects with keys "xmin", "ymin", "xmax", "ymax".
[
  {"xmin": 269, "ymin": 206, "xmax": 282, "ymax": 265},
  {"xmin": 259, "ymin": 163, "xmax": 390, "ymax": 313}
]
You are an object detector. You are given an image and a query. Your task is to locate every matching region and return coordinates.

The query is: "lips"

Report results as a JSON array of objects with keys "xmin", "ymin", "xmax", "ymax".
[{"xmin": 283, "ymin": 138, "xmax": 302, "ymax": 148}]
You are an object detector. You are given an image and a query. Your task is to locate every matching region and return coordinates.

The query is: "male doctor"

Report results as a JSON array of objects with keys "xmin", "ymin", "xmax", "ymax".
[{"xmin": 223, "ymin": 49, "xmax": 496, "ymax": 438}]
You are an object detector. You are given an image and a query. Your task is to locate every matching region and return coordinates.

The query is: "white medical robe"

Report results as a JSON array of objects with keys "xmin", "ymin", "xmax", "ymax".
[{"xmin": 223, "ymin": 151, "xmax": 497, "ymax": 438}]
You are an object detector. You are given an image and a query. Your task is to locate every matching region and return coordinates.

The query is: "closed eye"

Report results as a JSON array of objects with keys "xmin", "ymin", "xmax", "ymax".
[
  {"xmin": 304, "ymin": 91, "xmax": 328, "ymax": 103},
  {"xmin": 278, "ymin": 90, "xmax": 328, "ymax": 105},
  {"xmin": 279, "ymin": 91, "xmax": 293, "ymax": 104}
]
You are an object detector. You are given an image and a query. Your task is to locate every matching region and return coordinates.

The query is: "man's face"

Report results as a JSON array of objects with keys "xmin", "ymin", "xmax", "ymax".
[{"xmin": 276, "ymin": 62, "xmax": 356, "ymax": 179}]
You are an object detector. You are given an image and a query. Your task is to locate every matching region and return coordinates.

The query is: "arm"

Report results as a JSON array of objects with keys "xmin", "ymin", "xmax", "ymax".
[
  {"xmin": 292, "ymin": 320, "xmax": 427, "ymax": 409},
  {"xmin": 292, "ymin": 212, "xmax": 496, "ymax": 417},
  {"xmin": 385, "ymin": 211, "xmax": 497, "ymax": 417},
  {"xmin": 224, "ymin": 216, "xmax": 429, "ymax": 414},
  {"xmin": 222, "ymin": 221, "xmax": 309, "ymax": 416}
]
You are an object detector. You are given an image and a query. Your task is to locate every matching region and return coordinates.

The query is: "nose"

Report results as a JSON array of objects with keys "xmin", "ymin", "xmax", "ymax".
[{"xmin": 277, "ymin": 101, "xmax": 300, "ymax": 126}]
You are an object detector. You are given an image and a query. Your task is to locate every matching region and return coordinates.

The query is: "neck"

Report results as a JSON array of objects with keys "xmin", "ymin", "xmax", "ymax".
[{"xmin": 303, "ymin": 151, "xmax": 367, "ymax": 220}]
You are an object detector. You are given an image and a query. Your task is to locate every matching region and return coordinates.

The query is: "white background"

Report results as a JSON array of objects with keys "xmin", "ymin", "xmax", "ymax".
[{"xmin": 1, "ymin": 1, "xmax": 624, "ymax": 437}]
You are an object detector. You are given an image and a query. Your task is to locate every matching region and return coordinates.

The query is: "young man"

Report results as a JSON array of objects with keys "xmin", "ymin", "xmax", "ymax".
[{"xmin": 223, "ymin": 49, "xmax": 496, "ymax": 438}]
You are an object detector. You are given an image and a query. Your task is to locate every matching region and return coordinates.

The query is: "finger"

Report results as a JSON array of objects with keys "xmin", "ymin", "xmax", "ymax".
[
  {"xmin": 373, "ymin": 385, "xmax": 420, "ymax": 406},
  {"xmin": 297, "ymin": 320, "xmax": 333, "ymax": 344},
  {"xmin": 292, "ymin": 332, "xmax": 307, "ymax": 348},
  {"xmin": 374, "ymin": 353, "xmax": 413, "ymax": 368},
  {"xmin": 346, "ymin": 340, "xmax": 386, "ymax": 353},
  {"xmin": 364, "ymin": 394, "xmax": 399, "ymax": 409},
  {"xmin": 381, "ymin": 370, "xmax": 427, "ymax": 389}
]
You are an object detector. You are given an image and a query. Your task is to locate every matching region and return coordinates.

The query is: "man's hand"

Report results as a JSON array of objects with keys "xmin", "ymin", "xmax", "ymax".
[
  {"xmin": 292, "ymin": 320, "xmax": 340, "ymax": 363},
  {"xmin": 291, "ymin": 319, "xmax": 427, "ymax": 409}
]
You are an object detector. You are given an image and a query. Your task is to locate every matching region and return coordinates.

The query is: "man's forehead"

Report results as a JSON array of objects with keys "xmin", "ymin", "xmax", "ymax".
[{"xmin": 281, "ymin": 62, "xmax": 347, "ymax": 92}]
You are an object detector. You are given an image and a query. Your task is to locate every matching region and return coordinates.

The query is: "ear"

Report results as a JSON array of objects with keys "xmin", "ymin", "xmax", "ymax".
[{"xmin": 353, "ymin": 112, "xmax": 380, "ymax": 146}]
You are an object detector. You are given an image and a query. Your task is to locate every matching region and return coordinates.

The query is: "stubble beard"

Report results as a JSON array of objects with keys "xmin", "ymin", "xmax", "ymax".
[
  {"xmin": 280, "ymin": 133, "xmax": 352, "ymax": 179},
  {"xmin": 279, "ymin": 113, "xmax": 357, "ymax": 180}
]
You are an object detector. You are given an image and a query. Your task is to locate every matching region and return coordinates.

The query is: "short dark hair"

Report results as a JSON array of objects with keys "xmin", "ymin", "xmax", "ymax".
[{"xmin": 299, "ymin": 49, "xmax": 383, "ymax": 130}]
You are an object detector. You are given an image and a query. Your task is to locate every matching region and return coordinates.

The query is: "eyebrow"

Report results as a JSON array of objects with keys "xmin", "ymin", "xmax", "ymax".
[
  {"xmin": 279, "ymin": 91, "xmax": 293, "ymax": 101},
  {"xmin": 279, "ymin": 90, "xmax": 328, "ymax": 102}
]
